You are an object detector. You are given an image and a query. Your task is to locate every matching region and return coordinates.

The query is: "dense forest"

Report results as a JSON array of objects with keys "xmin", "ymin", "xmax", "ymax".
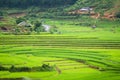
[
  {"xmin": 0, "ymin": 0, "xmax": 77, "ymax": 8},
  {"xmin": 0, "ymin": 0, "xmax": 119, "ymax": 14}
]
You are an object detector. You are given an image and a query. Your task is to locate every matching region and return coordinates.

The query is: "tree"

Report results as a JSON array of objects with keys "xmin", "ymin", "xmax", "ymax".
[
  {"xmin": 34, "ymin": 21, "xmax": 44, "ymax": 33},
  {"xmin": 16, "ymin": 18, "xmax": 26, "ymax": 24},
  {"xmin": 115, "ymin": 12, "xmax": 120, "ymax": 18},
  {"xmin": 50, "ymin": 25, "xmax": 59, "ymax": 34},
  {"xmin": 0, "ymin": 11, "xmax": 3, "ymax": 16}
]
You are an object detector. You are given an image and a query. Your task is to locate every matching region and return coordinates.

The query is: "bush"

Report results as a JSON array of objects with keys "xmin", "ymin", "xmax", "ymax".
[
  {"xmin": 115, "ymin": 12, "xmax": 120, "ymax": 18},
  {"xmin": 0, "ymin": 65, "xmax": 8, "ymax": 71},
  {"xmin": 18, "ymin": 67, "xmax": 31, "ymax": 72},
  {"xmin": 9, "ymin": 65, "xmax": 17, "ymax": 72},
  {"xmin": 13, "ymin": 27, "xmax": 21, "ymax": 35},
  {"xmin": 34, "ymin": 21, "xmax": 45, "ymax": 33},
  {"xmin": 40, "ymin": 64, "xmax": 54, "ymax": 71},
  {"xmin": 0, "ymin": 64, "xmax": 54, "ymax": 72},
  {"xmin": 16, "ymin": 18, "xmax": 26, "ymax": 24},
  {"xmin": 9, "ymin": 65, "xmax": 31, "ymax": 72},
  {"xmin": 0, "ymin": 11, "xmax": 3, "ymax": 16},
  {"xmin": 50, "ymin": 25, "xmax": 59, "ymax": 34}
]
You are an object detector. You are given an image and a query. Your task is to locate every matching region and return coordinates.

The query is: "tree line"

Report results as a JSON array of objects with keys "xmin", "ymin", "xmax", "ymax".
[{"xmin": 0, "ymin": 0, "xmax": 77, "ymax": 8}]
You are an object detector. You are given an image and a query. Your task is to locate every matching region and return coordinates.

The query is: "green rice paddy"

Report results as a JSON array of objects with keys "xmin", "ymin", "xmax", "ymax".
[{"xmin": 0, "ymin": 19, "xmax": 120, "ymax": 80}]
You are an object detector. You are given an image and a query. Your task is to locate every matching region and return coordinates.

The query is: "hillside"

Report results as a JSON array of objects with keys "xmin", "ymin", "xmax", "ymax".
[{"xmin": 67, "ymin": 0, "xmax": 120, "ymax": 18}]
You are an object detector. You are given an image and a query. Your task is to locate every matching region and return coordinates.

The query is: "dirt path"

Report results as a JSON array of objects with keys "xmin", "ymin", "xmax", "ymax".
[
  {"xmin": 9, "ymin": 12, "xmax": 26, "ymax": 18},
  {"xmin": 55, "ymin": 66, "xmax": 62, "ymax": 74},
  {"xmin": 91, "ymin": 13, "xmax": 100, "ymax": 19}
]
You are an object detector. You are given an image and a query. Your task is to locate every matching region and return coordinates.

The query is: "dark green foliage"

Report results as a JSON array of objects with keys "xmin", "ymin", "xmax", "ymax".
[
  {"xmin": 0, "ymin": 11, "xmax": 7, "ymax": 16},
  {"xmin": 39, "ymin": 12, "xmax": 78, "ymax": 19},
  {"xmin": 115, "ymin": 12, "xmax": 120, "ymax": 18},
  {"xmin": 33, "ymin": 64, "xmax": 54, "ymax": 71},
  {"xmin": 0, "ymin": 64, "xmax": 54, "ymax": 72},
  {"xmin": 0, "ymin": 11, "xmax": 3, "ymax": 16},
  {"xmin": 27, "ymin": 14, "xmax": 38, "ymax": 18},
  {"xmin": 0, "ymin": 0, "xmax": 77, "ymax": 8},
  {"xmin": 34, "ymin": 21, "xmax": 45, "ymax": 33},
  {"xmin": 0, "ymin": 65, "xmax": 8, "ymax": 71},
  {"xmin": 41, "ymin": 64, "xmax": 54, "ymax": 71},
  {"xmin": 34, "ymin": 21, "xmax": 42, "ymax": 28},
  {"xmin": 16, "ymin": 18, "xmax": 26, "ymax": 24},
  {"xmin": 0, "ymin": 78, "xmax": 24, "ymax": 80},
  {"xmin": 9, "ymin": 65, "xmax": 31, "ymax": 72}
]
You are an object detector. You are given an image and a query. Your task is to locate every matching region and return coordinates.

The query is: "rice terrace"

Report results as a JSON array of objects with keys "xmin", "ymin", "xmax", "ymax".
[{"xmin": 0, "ymin": 0, "xmax": 120, "ymax": 80}]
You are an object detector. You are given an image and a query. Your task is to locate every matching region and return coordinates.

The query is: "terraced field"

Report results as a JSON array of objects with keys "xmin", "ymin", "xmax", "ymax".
[
  {"xmin": 0, "ymin": 35, "xmax": 120, "ymax": 49},
  {"xmin": 0, "ymin": 35, "xmax": 120, "ymax": 80}
]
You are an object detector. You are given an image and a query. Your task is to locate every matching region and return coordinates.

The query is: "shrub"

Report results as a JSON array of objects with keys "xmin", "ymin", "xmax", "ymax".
[
  {"xmin": 50, "ymin": 25, "xmax": 59, "ymax": 34},
  {"xmin": 40, "ymin": 64, "xmax": 54, "ymax": 71},
  {"xmin": 13, "ymin": 27, "xmax": 21, "ymax": 35},
  {"xmin": 0, "ymin": 65, "xmax": 8, "ymax": 71},
  {"xmin": 9, "ymin": 65, "xmax": 17, "ymax": 72},
  {"xmin": 18, "ymin": 67, "xmax": 31, "ymax": 72},
  {"xmin": 16, "ymin": 18, "xmax": 26, "ymax": 24},
  {"xmin": 0, "ymin": 64, "xmax": 54, "ymax": 72},
  {"xmin": 34, "ymin": 21, "xmax": 45, "ymax": 33},
  {"xmin": 0, "ymin": 11, "xmax": 3, "ymax": 16},
  {"xmin": 9, "ymin": 65, "xmax": 31, "ymax": 72},
  {"xmin": 115, "ymin": 12, "xmax": 120, "ymax": 18},
  {"xmin": 31, "ymin": 64, "xmax": 54, "ymax": 72}
]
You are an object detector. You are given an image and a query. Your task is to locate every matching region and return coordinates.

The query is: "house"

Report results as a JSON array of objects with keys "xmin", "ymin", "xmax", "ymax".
[
  {"xmin": 80, "ymin": 7, "xmax": 93, "ymax": 12},
  {"xmin": 69, "ymin": 7, "xmax": 94, "ymax": 15}
]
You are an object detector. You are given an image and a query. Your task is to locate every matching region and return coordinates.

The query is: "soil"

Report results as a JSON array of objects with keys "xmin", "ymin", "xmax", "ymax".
[
  {"xmin": 9, "ymin": 12, "xmax": 26, "ymax": 18},
  {"xmin": 55, "ymin": 66, "xmax": 62, "ymax": 74}
]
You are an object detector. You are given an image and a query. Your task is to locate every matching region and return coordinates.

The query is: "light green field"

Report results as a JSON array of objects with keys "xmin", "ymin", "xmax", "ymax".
[
  {"xmin": 0, "ymin": 18, "xmax": 120, "ymax": 80},
  {"xmin": 0, "ymin": 46, "xmax": 120, "ymax": 80}
]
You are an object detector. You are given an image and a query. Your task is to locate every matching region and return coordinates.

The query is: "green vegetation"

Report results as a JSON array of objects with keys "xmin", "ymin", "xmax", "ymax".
[
  {"xmin": 0, "ymin": 64, "xmax": 54, "ymax": 72},
  {"xmin": 115, "ymin": 12, "xmax": 120, "ymax": 18},
  {"xmin": 0, "ymin": 0, "xmax": 120, "ymax": 80},
  {"xmin": 16, "ymin": 18, "xmax": 26, "ymax": 24},
  {"xmin": 67, "ymin": 0, "xmax": 119, "ymax": 11},
  {"xmin": 0, "ymin": 0, "xmax": 77, "ymax": 8},
  {"xmin": 34, "ymin": 21, "xmax": 44, "ymax": 34}
]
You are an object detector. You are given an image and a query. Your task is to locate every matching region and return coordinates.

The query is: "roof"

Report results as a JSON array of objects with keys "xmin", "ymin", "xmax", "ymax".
[
  {"xmin": 17, "ymin": 21, "xmax": 31, "ymax": 27},
  {"xmin": 80, "ymin": 7, "xmax": 93, "ymax": 11}
]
